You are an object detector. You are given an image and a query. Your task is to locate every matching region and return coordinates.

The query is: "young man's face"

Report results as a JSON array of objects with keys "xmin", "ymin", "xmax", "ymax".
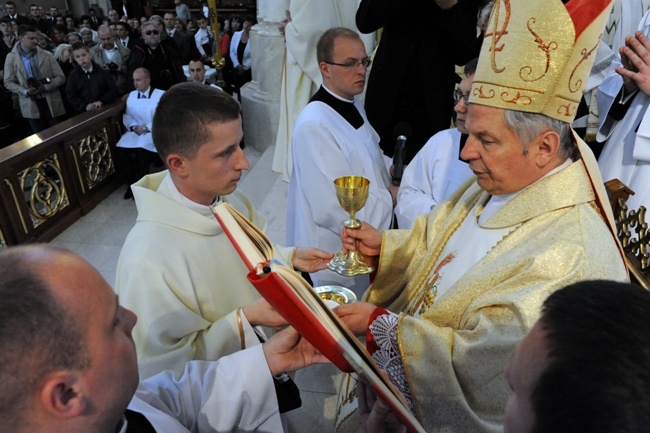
[
  {"xmin": 73, "ymin": 48, "xmax": 93, "ymax": 69},
  {"xmin": 163, "ymin": 13, "xmax": 175, "ymax": 30},
  {"xmin": 197, "ymin": 18, "xmax": 207, "ymax": 29},
  {"xmin": 170, "ymin": 118, "xmax": 250, "ymax": 204},
  {"xmin": 29, "ymin": 5, "xmax": 40, "ymax": 18},
  {"xmin": 19, "ymin": 30, "xmax": 38, "ymax": 51},
  {"xmin": 320, "ymin": 37, "xmax": 369, "ymax": 101},
  {"xmin": 454, "ymin": 73, "xmax": 474, "ymax": 135},
  {"xmin": 189, "ymin": 60, "xmax": 206, "ymax": 83},
  {"xmin": 50, "ymin": 7, "xmax": 58, "ymax": 16},
  {"xmin": 117, "ymin": 24, "xmax": 128, "ymax": 39},
  {"xmin": 5, "ymin": 3, "xmax": 15, "ymax": 14}
]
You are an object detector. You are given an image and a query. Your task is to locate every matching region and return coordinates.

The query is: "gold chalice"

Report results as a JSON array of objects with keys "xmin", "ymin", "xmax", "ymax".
[{"xmin": 328, "ymin": 176, "xmax": 375, "ymax": 276}]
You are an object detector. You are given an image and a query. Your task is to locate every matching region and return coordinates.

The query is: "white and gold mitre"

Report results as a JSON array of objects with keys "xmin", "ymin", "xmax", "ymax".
[{"xmin": 470, "ymin": 0, "xmax": 613, "ymax": 123}]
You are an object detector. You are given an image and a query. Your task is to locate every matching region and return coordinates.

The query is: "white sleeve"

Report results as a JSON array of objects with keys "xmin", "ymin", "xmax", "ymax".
[
  {"xmin": 130, "ymin": 345, "xmax": 283, "ymax": 433},
  {"xmin": 195, "ymin": 31, "xmax": 205, "ymax": 56},
  {"xmin": 395, "ymin": 136, "xmax": 441, "ymax": 229},
  {"xmin": 230, "ymin": 32, "xmax": 239, "ymax": 67}
]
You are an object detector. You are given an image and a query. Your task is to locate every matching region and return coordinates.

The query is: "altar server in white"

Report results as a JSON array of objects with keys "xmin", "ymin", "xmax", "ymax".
[
  {"xmin": 597, "ymin": 11, "xmax": 650, "ymax": 211},
  {"xmin": 117, "ymin": 67, "xmax": 164, "ymax": 199},
  {"xmin": 394, "ymin": 58, "xmax": 476, "ymax": 229},
  {"xmin": 286, "ymin": 28, "xmax": 395, "ymax": 295}
]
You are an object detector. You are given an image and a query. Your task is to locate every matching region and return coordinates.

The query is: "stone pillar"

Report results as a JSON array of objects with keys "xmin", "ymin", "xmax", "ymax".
[{"xmin": 240, "ymin": 0, "xmax": 289, "ymax": 151}]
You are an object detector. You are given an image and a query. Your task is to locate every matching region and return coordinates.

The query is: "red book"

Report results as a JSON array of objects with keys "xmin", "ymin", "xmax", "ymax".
[{"xmin": 212, "ymin": 202, "xmax": 426, "ymax": 433}]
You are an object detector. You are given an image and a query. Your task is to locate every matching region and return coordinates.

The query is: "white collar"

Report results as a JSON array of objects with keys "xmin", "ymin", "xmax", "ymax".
[
  {"xmin": 159, "ymin": 171, "xmax": 220, "ymax": 219},
  {"xmin": 322, "ymin": 84, "xmax": 355, "ymax": 103}
]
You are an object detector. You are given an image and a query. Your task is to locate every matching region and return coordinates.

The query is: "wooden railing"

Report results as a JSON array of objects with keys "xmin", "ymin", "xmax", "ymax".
[{"xmin": 0, "ymin": 100, "xmax": 125, "ymax": 248}]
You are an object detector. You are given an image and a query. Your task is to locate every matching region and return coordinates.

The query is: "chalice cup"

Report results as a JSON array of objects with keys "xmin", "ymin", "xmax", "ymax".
[{"xmin": 328, "ymin": 176, "xmax": 375, "ymax": 276}]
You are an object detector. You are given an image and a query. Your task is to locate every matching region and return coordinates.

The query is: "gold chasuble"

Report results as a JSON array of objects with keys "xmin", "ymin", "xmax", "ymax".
[
  {"xmin": 335, "ymin": 0, "xmax": 630, "ymax": 431},
  {"xmin": 364, "ymin": 159, "xmax": 627, "ymax": 431}
]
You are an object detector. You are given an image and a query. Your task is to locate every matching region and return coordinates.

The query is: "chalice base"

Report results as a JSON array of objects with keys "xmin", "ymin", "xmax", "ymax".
[{"xmin": 328, "ymin": 250, "xmax": 375, "ymax": 276}]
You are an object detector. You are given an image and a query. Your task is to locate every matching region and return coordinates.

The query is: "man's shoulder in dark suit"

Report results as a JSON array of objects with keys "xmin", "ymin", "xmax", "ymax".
[
  {"xmin": 126, "ymin": 38, "xmax": 143, "ymax": 51},
  {"xmin": 172, "ymin": 31, "xmax": 199, "ymax": 64}
]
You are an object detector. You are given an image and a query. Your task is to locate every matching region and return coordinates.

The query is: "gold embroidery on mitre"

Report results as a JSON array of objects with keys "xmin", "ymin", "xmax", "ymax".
[
  {"xmin": 473, "ymin": 85, "xmax": 496, "ymax": 100},
  {"xmin": 519, "ymin": 17, "xmax": 558, "ymax": 83},
  {"xmin": 501, "ymin": 90, "xmax": 532, "ymax": 105},
  {"xmin": 569, "ymin": 37, "xmax": 601, "ymax": 93},
  {"xmin": 486, "ymin": 0, "xmax": 511, "ymax": 74},
  {"xmin": 470, "ymin": 0, "xmax": 613, "ymax": 123}
]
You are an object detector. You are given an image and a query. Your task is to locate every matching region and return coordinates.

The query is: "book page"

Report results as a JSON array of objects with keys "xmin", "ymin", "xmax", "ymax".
[{"xmin": 211, "ymin": 202, "xmax": 273, "ymax": 270}]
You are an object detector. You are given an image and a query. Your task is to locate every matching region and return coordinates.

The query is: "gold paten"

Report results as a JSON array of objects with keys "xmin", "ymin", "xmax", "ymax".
[{"xmin": 314, "ymin": 285, "xmax": 357, "ymax": 305}]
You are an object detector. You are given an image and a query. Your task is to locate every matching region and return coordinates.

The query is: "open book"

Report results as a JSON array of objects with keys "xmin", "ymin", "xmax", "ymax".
[{"xmin": 212, "ymin": 202, "xmax": 425, "ymax": 433}]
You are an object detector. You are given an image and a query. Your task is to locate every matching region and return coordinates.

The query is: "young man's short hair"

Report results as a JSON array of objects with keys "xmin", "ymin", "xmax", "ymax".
[
  {"xmin": 17, "ymin": 24, "xmax": 36, "ymax": 37},
  {"xmin": 316, "ymin": 27, "xmax": 360, "ymax": 64},
  {"xmin": 153, "ymin": 82, "xmax": 240, "ymax": 161}
]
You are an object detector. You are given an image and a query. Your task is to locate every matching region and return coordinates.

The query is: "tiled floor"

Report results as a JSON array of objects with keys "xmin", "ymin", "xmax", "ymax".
[{"xmin": 51, "ymin": 142, "xmax": 341, "ymax": 433}]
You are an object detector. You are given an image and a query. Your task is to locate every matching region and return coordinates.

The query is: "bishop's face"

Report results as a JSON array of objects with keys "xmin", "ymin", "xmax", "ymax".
[{"xmin": 461, "ymin": 104, "xmax": 544, "ymax": 195}]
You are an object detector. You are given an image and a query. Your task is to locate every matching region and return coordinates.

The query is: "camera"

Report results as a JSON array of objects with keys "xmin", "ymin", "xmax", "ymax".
[
  {"xmin": 106, "ymin": 62, "xmax": 119, "ymax": 72},
  {"xmin": 27, "ymin": 77, "xmax": 51, "ymax": 89}
]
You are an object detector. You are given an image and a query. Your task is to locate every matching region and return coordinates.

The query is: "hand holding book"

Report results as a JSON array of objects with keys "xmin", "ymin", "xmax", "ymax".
[
  {"xmin": 333, "ymin": 302, "xmax": 379, "ymax": 336},
  {"xmin": 212, "ymin": 202, "xmax": 426, "ymax": 433}
]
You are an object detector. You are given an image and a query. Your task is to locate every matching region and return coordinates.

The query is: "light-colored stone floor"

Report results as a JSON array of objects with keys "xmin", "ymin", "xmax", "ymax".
[{"xmin": 51, "ymin": 143, "xmax": 340, "ymax": 433}]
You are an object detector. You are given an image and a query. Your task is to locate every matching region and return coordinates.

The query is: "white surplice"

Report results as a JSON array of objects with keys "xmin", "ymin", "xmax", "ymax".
[
  {"xmin": 116, "ymin": 87, "xmax": 165, "ymax": 153},
  {"xmin": 286, "ymin": 86, "xmax": 392, "ymax": 294},
  {"xmin": 395, "ymin": 128, "xmax": 472, "ymax": 229},
  {"xmin": 597, "ymin": 10, "xmax": 650, "ymax": 211},
  {"xmin": 126, "ymin": 345, "xmax": 284, "ymax": 433}
]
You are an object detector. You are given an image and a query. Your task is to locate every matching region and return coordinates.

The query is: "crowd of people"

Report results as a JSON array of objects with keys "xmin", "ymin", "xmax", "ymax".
[
  {"xmin": 0, "ymin": 1, "xmax": 254, "ymax": 146},
  {"xmin": 3, "ymin": 0, "xmax": 650, "ymax": 432}
]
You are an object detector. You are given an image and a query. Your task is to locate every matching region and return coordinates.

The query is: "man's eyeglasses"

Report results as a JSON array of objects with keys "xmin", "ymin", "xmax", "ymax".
[
  {"xmin": 144, "ymin": 30, "xmax": 160, "ymax": 35},
  {"xmin": 453, "ymin": 89, "xmax": 470, "ymax": 105},
  {"xmin": 325, "ymin": 58, "xmax": 372, "ymax": 71}
]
